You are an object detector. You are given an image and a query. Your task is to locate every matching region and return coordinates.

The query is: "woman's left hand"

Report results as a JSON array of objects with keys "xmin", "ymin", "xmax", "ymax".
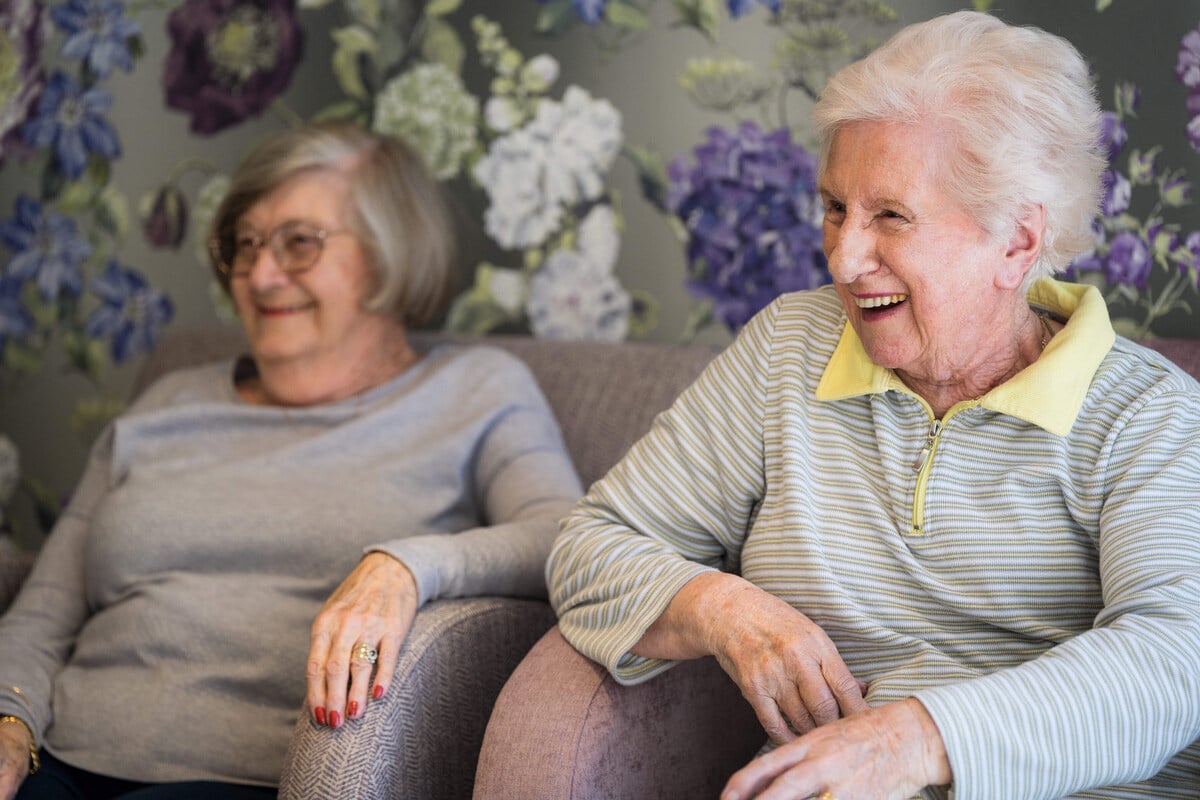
[
  {"xmin": 306, "ymin": 552, "xmax": 419, "ymax": 728},
  {"xmin": 721, "ymin": 698, "xmax": 952, "ymax": 800}
]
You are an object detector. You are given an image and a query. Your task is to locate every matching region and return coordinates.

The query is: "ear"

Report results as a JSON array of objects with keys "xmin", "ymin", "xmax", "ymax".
[{"xmin": 995, "ymin": 203, "xmax": 1046, "ymax": 291}]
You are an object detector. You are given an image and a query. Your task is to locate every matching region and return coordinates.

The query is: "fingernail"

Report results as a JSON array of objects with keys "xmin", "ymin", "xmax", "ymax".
[
  {"xmin": 314, "ymin": 707, "xmax": 326, "ymax": 726},
  {"xmin": 329, "ymin": 710, "xmax": 341, "ymax": 728},
  {"xmin": 348, "ymin": 701, "xmax": 359, "ymax": 718},
  {"xmin": 373, "ymin": 684, "xmax": 385, "ymax": 700}
]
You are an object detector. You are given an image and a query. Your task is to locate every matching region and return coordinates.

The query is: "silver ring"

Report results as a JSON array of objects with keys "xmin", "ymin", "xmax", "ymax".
[{"xmin": 351, "ymin": 643, "xmax": 378, "ymax": 664}]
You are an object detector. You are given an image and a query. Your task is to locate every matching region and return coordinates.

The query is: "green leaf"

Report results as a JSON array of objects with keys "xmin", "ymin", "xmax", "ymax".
[
  {"xmin": 536, "ymin": 0, "xmax": 576, "ymax": 35},
  {"xmin": 95, "ymin": 186, "xmax": 131, "ymax": 241},
  {"xmin": 623, "ymin": 144, "xmax": 669, "ymax": 212},
  {"xmin": 444, "ymin": 294, "xmax": 516, "ymax": 335},
  {"xmin": 311, "ymin": 99, "xmax": 367, "ymax": 123},
  {"xmin": 671, "ymin": 0, "xmax": 719, "ymax": 42},
  {"xmin": 62, "ymin": 329, "xmax": 108, "ymax": 384},
  {"xmin": 331, "ymin": 25, "xmax": 378, "ymax": 100},
  {"xmin": 2, "ymin": 340, "xmax": 44, "ymax": 375},
  {"xmin": 420, "ymin": 18, "xmax": 466, "ymax": 74},
  {"xmin": 605, "ymin": 0, "xmax": 651, "ymax": 30},
  {"xmin": 1095, "ymin": 0, "xmax": 1113, "ymax": 11},
  {"xmin": 425, "ymin": 0, "xmax": 463, "ymax": 16},
  {"xmin": 680, "ymin": 300, "xmax": 714, "ymax": 342},
  {"xmin": 971, "ymin": 0, "xmax": 994, "ymax": 11},
  {"xmin": 21, "ymin": 282, "xmax": 58, "ymax": 329}
]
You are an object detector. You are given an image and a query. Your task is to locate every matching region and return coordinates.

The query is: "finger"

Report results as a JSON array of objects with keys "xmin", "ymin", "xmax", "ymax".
[
  {"xmin": 823, "ymin": 660, "xmax": 870, "ymax": 717},
  {"xmin": 369, "ymin": 629, "xmax": 403, "ymax": 703},
  {"xmin": 305, "ymin": 627, "xmax": 333, "ymax": 726},
  {"xmin": 722, "ymin": 740, "xmax": 811, "ymax": 800},
  {"xmin": 747, "ymin": 692, "xmax": 799, "ymax": 745},
  {"xmin": 346, "ymin": 641, "xmax": 378, "ymax": 719},
  {"xmin": 777, "ymin": 687, "xmax": 818, "ymax": 737},
  {"xmin": 323, "ymin": 627, "xmax": 363, "ymax": 729}
]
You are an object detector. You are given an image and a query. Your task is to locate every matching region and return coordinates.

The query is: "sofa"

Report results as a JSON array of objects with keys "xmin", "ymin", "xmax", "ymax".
[
  {"xmin": 1, "ymin": 329, "xmax": 1198, "ymax": 799},
  {"xmin": 0, "ymin": 324, "xmax": 719, "ymax": 799}
]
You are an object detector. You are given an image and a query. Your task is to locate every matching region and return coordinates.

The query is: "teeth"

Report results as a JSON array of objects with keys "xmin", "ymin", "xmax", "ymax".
[{"xmin": 856, "ymin": 294, "xmax": 908, "ymax": 309}]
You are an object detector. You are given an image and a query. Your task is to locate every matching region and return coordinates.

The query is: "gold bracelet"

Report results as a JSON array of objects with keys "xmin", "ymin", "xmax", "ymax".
[{"xmin": 0, "ymin": 715, "xmax": 39, "ymax": 775}]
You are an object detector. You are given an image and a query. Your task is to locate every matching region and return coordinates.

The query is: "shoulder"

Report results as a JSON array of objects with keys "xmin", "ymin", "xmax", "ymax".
[
  {"xmin": 417, "ymin": 343, "xmax": 544, "ymax": 403},
  {"xmin": 126, "ymin": 360, "xmax": 237, "ymax": 415},
  {"xmin": 1081, "ymin": 337, "xmax": 1200, "ymax": 435}
]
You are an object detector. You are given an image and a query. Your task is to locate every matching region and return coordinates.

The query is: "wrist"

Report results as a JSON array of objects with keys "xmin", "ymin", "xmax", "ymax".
[
  {"xmin": 900, "ymin": 698, "xmax": 952, "ymax": 787},
  {"xmin": 0, "ymin": 715, "xmax": 39, "ymax": 775}
]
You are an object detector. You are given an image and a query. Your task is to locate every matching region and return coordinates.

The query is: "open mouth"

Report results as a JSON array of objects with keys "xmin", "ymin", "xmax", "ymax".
[{"xmin": 855, "ymin": 294, "xmax": 908, "ymax": 317}]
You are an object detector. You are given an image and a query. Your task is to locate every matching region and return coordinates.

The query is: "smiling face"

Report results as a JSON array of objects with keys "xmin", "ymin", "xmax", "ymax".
[
  {"xmin": 229, "ymin": 169, "xmax": 408, "ymax": 403},
  {"xmin": 819, "ymin": 120, "xmax": 1035, "ymax": 396}
]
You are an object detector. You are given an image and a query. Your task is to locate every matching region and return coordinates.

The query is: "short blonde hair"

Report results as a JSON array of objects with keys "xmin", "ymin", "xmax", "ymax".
[
  {"xmin": 209, "ymin": 122, "xmax": 457, "ymax": 326},
  {"xmin": 813, "ymin": 11, "xmax": 1105, "ymax": 285}
]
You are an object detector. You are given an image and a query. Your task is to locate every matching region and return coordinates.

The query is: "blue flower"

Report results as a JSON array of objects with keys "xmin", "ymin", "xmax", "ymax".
[
  {"xmin": 85, "ymin": 261, "xmax": 173, "ymax": 363},
  {"xmin": 52, "ymin": 0, "xmax": 140, "ymax": 78},
  {"xmin": 0, "ymin": 194, "xmax": 91, "ymax": 302},
  {"xmin": 668, "ymin": 122, "xmax": 827, "ymax": 331},
  {"xmin": 727, "ymin": 0, "xmax": 781, "ymax": 19},
  {"xmin": 22, "ymin": 70, "xmax": 121, "ymax": 179},
  {"xmin": 1099, "ymin": 111, "xmax": 1128, "ymax": 163},
  {"xmin": 538, "ymin": 0, "xmax": 608, "ymax": 24},
  {"xmin": 1099, "ymin": 169, "xmax": 1131, "ymax": 217},
  {"xmin": 0, "ymin": 273, "xmax": 34, "ymax": 351}
]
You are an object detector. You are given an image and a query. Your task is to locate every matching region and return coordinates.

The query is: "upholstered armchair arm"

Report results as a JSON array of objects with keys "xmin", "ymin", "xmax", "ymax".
[
  {"xmin": 279, "ymin": 596, "xmax": 556, "ymax": 800},
  {"xmin": 473, "ymin": 627, "xmax": 765, "ymax": 800},
  {"xmin": 0, "ymin": 550, "xmax": 35, "ymax": 615}
]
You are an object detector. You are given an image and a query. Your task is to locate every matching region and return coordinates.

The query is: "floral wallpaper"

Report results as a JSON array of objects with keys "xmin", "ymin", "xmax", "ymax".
[{"xmin": 1, "ymin": 0, "xmax": 1199, "ymax": 546}]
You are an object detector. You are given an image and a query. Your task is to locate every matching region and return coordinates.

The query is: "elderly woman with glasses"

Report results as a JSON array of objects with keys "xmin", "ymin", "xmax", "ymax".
[
  {"xmin": 0, "ymin": 122, "xmax": 581, "ymax": 800},
  {"xmin": 548, "ymin": 11, "xmax": 1199, "ymax": 800}
]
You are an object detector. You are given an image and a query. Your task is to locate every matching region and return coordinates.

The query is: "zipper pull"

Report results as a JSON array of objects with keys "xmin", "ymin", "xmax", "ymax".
[{"xmin": 912, "ymin": 419, "xmax": 942, "ymax": 473}]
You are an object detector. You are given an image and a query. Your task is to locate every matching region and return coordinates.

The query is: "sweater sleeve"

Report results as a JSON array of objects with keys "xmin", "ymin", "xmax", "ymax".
[
  {"xmin": 0, "ymin": 429, "xmax": 114, "ymax": 741},
  {"xmin": 368, "ymin": 354, "xmax": 583, "ymax": 606},
  {"xmin": 547, "ymin": 301, "xmax": 779, "ymax": 685},
  {"xmin": 915, "ymin": 386, "xmax": 1200, "ymax": 799}
]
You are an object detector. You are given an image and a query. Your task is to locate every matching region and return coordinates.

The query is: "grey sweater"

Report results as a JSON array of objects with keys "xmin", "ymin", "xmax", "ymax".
[{"xmin": 0, "ymin": 344, "xmax": 582, "ymax": 786}]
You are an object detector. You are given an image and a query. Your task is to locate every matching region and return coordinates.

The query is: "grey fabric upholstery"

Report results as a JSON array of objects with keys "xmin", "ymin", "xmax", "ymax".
[
  {"xmin": 0, "ymin": 323, "xmax": 718, "ymax": 799},
  {"xmin": 472, "ymin": 334, "xmax": 1200, "ymax": 800}
]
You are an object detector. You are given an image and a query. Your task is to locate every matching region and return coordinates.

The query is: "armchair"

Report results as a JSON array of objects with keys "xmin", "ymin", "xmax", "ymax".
[
  {"xmin": 0, "ymin": 324, "xmax": 719, "ymax": 800},
  {"xmin": 473, "ymin": 335, "xmax": 1200, "ymax": 800}
]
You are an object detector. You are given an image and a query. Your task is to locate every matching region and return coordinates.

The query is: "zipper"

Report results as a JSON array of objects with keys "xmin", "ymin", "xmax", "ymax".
[{"xmin": 911, "ymin": 419, "xmax": 942, "ymax": 534}]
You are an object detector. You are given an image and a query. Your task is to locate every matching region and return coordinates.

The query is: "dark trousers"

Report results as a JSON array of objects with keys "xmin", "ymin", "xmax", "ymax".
[{"xmin": 16, "ymin": 751, "xmax": 277, "ymax": 800}]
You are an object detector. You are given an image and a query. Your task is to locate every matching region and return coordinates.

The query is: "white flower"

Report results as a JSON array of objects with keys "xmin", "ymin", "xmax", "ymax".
[
  {"xmin": 474, "ymin": 85, "xmax": 622, "ymax": 249},
  {"xmin": 521, "ymin": 54, "xmax": 560, "ymax": 92},
  {"xmin": 484, "ymin": 96, "xmax": 520, "ymax": 133},
  {"xmin": 485, "ymin": 266, "xmax": 526, "ymax": 313},
  {"xmin": 526, "ymin": 248, "xmax": 631, "ymax": 341},
  {"xmin": 576, "ymin": 204, "xmax": 619, "ymax": 274},
  {"xmin": 372, "ymin": 63, "xmax": 479, "ymax": 180}
]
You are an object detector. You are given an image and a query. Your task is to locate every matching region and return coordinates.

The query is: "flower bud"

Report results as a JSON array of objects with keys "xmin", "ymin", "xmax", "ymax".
[{"xmin": 140, "ymin": 183, "xmax": 188, "ymax": 249}]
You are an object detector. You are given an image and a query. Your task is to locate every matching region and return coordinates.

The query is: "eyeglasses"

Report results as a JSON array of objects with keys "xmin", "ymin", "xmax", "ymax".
[{"xmin": 209, "ymin": 221, "xmax": 351, "ymax": 278}]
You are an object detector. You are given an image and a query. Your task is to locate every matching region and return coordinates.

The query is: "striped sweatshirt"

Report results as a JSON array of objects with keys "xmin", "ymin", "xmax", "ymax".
[{"xmin": 548, "ymin": 280, "xmax": 1200, "ymax": 800}]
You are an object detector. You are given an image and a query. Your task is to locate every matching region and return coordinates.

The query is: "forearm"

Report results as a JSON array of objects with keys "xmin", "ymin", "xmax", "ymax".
[{"xmin": 631, "ymin": 571, "xmax": 757, "ymax": 661}]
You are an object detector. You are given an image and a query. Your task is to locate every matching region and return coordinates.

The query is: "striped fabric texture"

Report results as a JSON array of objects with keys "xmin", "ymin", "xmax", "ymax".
[{"xmin": 548, "ymin": 281, "xmax": 1200, "ymax": 800}]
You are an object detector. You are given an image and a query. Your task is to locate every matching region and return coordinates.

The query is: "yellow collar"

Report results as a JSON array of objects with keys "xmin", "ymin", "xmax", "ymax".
[{"xmin": 814, "ymin": 279, "xmax": 1115, "ymax": 435}]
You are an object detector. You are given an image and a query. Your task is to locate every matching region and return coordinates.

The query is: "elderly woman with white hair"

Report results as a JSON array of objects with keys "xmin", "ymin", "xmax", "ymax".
[{"xmin": 548, "ymin": 11, "xmax": 1200, "ymax": 800}]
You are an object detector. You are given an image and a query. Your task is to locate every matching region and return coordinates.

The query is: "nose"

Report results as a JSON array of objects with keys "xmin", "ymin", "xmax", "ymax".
[
  {"xmin": 825, "ymin": 216, "xmax": 881, "ymax": 286},
  {"xmin": 244, "ymin": 241, "xmax": 289, "ymax": 288}
]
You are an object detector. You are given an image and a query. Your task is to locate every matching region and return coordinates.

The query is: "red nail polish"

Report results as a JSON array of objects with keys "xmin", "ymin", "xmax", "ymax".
[
  {"xmin": 329, "ymin": 710, "xmax": 341, "ymax": 728},
  {"xmin": 314, "ymin": 707, "xmax": 326, "ymax": 726},
  {"xmin": 373, "ymin": 684, "xmax": 385, "ymax": 700},
  {"xmin": 348, "ymin": 701, "xmax": 358, "ymax": 718}
]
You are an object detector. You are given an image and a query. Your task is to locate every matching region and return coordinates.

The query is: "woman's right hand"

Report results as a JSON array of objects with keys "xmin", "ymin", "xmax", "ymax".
[
  {"xmin": 0, "ymin": 721, "xmax": 32, "ymax": 800},
  {"xmin": 633, "ymin": 572, "xmax": 868, "ymax": 744}
]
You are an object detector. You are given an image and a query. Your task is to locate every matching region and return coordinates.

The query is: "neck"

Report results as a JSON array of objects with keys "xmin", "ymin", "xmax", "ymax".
[
  {"xmin": 241, "ymin": 330, "xmax": 418, "ymax": 407},
  {"xmin": 899, "ymin": 306, "xmax": 1051, "ymax": 418}
]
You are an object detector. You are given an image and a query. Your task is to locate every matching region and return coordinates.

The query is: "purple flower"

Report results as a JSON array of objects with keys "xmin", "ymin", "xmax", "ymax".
[
  {"xmin": 669, "ymin": 122, "xmax": 828, "ymax": 331},
  {"xmin": 163, "ymin": 0, "xmax": 304, "ymax": 135},
  {"xmin": 727, "ymin": 0, "xmax": 781, "ymax": 18},
  {"xmin": 1099, "ymin": 169, "xmax": 1131, "ymax": 217},
  {"xmin": 1181, "ymin": 231, "xmax": 1200, "ymax": 289},
  {"xmin": 1099, "ymin": 111, "xmax": 1128, "ymax": 163},
  {"xmin": 1186, "ymin": 91, "xmax": 1200, "ymax": 154},
  {"xmin": 1177, "ymin": 27, "xmax": 1200, "ymax": 89},
  {"xmin": 0, "ymin": 273, "xmax": 34, "ymax": 351},
  {"xmin": 0, "ymin": 0, "xmax": 47, "ymax": 161},
  {"xmin": 21, "ymin": 70, "xmax": 121, "ymax": 179},
  {"xmin": 141, "ymin": 183, "xmax": 189, "ymax": 249},
  {"xmin": 52, "ymin": 0, "xmax": 140, "ymax": 78},
  {"xmin": 85, "ymin": 261, "xmax": 174, "ymax": 363},
  {"xmin": 1104, "ymin": 230, "xmax": 1152, "ymax": 289},
  {"xmin": 0, "ymin": 195, "xmax": 91, "ymax": 302}
]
